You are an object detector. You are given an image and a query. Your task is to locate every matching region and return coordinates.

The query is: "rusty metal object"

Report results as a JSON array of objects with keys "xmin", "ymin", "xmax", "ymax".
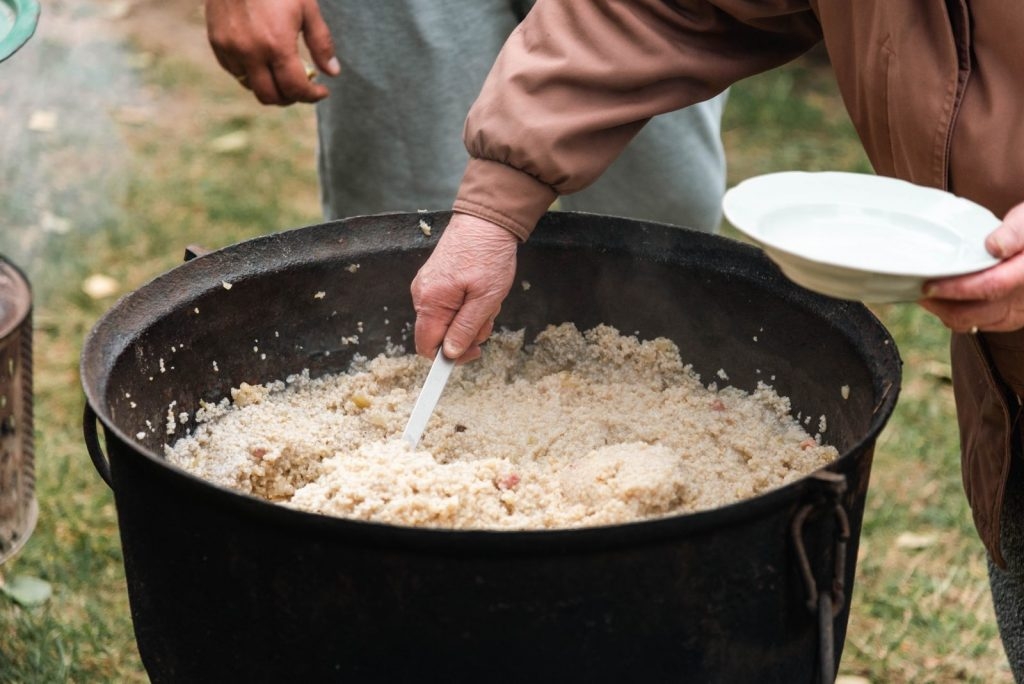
[
  {"xmin": 0, "ymin": 257, "xmax": 35, "ymax": 565},
  {"xmin": 791, "ymin": 471, "xmax": 852, "ymax": 684}
]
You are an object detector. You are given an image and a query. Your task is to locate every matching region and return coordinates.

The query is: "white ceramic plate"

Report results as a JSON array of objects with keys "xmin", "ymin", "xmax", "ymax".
[{"xmin": 721, "ymin": 171, "xmax": 1001, "ymax": 302}]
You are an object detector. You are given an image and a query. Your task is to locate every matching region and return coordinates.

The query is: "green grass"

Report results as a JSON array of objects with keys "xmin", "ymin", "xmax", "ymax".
[
  {"xmin": 0, "ymin": 29, "xmax": 1014, "ymax": 684},
  {"xmin": 1, "ymin": 39, "xmax": 322, "ymax": 683}
]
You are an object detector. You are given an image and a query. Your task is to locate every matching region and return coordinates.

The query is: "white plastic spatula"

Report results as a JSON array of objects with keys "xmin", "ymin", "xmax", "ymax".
[{"xmin": 401, "ymin": 348, "xmax": 457, "ymax": 448}]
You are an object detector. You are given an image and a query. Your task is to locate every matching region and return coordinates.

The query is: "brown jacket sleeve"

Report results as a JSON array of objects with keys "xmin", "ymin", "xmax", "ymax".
[{"xmin": 454, "ymin": 0, "xmax": 823, "ymax": 240}]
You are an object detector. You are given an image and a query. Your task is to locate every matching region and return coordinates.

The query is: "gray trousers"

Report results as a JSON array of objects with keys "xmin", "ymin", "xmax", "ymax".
[
  {"xmin": 315, "ymin": 0, "xmax": 728, "ymax": 232},
  {"xmin": 990, "ymin": 452, "xmax": 1024, "ymax": 682}
]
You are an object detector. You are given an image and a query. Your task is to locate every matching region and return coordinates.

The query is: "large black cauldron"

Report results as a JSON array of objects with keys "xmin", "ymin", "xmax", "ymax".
[{"xmin": 81, "ymin": 212, "xmax": 901, "ymax": 683}]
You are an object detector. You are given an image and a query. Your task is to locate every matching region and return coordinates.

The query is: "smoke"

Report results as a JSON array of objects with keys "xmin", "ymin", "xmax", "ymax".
[{"xmin": 0, "ymin": 0, "xmax": 143, "ymax": 286}]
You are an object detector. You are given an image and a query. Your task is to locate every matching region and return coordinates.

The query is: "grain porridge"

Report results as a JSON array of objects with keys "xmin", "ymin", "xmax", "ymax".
[{"xmin": 165, "ymin": 323, "xmax": 838, "ymax": 529}]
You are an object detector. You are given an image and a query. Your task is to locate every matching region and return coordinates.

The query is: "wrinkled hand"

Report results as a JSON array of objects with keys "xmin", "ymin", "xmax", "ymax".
[
  {"xmin": 920, "ymin": 202, "xmax": 1024, "ymax": 333},
  {"xmin": 205, "ymin": 0, "xmax": 340, "ymax": 105},
  {"xmin": 411, "ymin": 214, "xmax": 519, "ymax": 363}
]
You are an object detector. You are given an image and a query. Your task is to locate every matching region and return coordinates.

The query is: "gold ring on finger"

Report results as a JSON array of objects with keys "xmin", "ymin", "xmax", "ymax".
[{"xmin": 304, "ymin": 62, "xmax": 316, "ymax": 80}]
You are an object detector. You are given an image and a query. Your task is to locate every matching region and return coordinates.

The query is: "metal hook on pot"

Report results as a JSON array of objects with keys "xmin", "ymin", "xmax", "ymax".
[
  {"xmin": 791, "ymin": 470, "xmax": 850, "ymax": 684},
  {"xmin": 83, "ymin": 402, "xmax": 113, "ymax": 487}
]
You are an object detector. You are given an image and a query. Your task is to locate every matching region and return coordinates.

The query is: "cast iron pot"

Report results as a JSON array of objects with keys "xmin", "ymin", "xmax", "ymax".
[{"xmin": 81, "ymin": 211, "xmax": 901, "ymax": 683}]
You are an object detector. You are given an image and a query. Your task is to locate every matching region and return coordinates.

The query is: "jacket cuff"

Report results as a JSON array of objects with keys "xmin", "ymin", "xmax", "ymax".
[{"xmin": 453, "ymin": 158, "xmax": 558, "ymax": 242}]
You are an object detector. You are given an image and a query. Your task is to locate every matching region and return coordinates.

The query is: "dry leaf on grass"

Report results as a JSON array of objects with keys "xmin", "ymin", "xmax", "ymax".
[
  {"xmin": 208, "ymin": 131, "xmax": 250, "ymax": 154},
  {"xmin": 82, "ymin": 274, "xmax": 120, "ymax": 299},
  {"xmin": 896, "ymin": 531, "xmax": 938, "ymax": 550},
  {"xmin": 0, "ymin": 575, "xmax": 53, "ymax": 608},
  {"xmin": 27, "ymin": 110, "xmax": 58, "ymax": 132},
  {"xmin": 106, "ymin": 1, "xmax": 136, "ymax": 20},
  {"xmin": 40, "ymin": 211, "xmax": 72, "ymax": 235}
]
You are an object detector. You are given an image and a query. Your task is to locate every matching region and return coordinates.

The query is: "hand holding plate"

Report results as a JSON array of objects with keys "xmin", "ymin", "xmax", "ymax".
[{"xmin": 920, "ymin": 202, "xmax": 1024, "ymax": 333}]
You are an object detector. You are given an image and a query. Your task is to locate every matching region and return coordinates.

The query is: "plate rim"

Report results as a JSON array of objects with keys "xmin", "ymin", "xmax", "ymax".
[
  {"xmin": 722, "ymin": 170, "xmax": 1000, "ymax": 278},
  {"xmin": 0, "ymin": 0, "xmax": 40, "ymax": 63}
]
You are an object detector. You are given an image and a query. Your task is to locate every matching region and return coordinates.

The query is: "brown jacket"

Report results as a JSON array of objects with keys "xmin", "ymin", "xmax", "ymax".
[{"xmin": 454, "ymin": 0, "xmax": 1024, "ymax": 565}]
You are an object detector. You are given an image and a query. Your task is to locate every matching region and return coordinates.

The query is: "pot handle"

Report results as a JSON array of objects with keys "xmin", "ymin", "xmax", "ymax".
[
  {"xmin": 83, "ymin": 402, "xmax": 113, "ymax": 488},
  {"xmin": 791, "ymin": 471, "xmax": 849, "ymax": 684},
  {"xmin": 184, "ymin": 244, "xmax": 211, "ymax": 261}
]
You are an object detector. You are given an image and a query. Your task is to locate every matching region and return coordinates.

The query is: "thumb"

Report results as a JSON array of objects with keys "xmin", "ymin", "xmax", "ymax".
[
  {"xmin": 987, "ymin": 203, "xmax": 1024, "ymax": 260},
  {"xmin": 442, "ymin": 296, "xmax": 496, "ymax": 359}
]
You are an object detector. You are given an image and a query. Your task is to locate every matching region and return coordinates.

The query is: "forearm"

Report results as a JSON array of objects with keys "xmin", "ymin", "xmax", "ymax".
[{"xmin": 458, "ymin": 0, "xmax": 822, "ymax": 238}]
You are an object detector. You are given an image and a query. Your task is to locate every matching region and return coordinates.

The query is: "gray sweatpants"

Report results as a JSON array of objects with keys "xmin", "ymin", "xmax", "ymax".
[
  {"xmin": 315, "ymin": 0, "xmax": 728, "ymax": 232},
  {"xmin": 989, "ymin": 452, "xmax": 1024, "ymax": 682}
]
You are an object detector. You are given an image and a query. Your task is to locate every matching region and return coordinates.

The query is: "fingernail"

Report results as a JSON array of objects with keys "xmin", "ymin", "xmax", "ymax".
[
  {"xmin": 443, "ymin": 341, "xmax": 461, "ymax": 359},
  {"xmin": 986, "ymin": 233, "xmax": 1001, "ymax": 256},
  {"xmin": 327, "ymin": 57, "xmax": 341, "ymax": 76}
]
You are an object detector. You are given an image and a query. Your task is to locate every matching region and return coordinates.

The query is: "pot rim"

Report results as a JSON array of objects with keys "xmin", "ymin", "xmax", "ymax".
[{"xmin": 81, "ymin": 211, "xmax": 903, "ymax": 552}]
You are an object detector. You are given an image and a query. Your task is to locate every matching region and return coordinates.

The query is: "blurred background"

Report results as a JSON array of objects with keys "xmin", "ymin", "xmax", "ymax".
[{"xmin": 0, "ymin": 1, "xmax": 1012, "ymax": 681}]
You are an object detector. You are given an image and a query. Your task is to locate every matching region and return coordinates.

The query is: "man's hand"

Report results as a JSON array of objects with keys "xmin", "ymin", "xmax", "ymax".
[
  {"xmin": 411, "ymin": 214, "xmax": 520, "ymax": 363},
  {"xmin": 920, "ymin": 202, "xmax": 1024, "ymax": 333},
  {"xmin": 205, "ymin": 0, "xmax": 340, "ymax": 106}
]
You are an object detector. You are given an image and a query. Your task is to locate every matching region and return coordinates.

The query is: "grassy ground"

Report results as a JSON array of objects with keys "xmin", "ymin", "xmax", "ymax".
[{"xmin": 0, "ymin": 3, "xmax": 1014, "ymax": 682}]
